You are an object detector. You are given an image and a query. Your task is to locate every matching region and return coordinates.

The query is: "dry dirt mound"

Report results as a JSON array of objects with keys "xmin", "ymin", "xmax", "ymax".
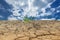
[{"xmin": 0, "ymin": 20, "xmax": 60, "ymax": 40}]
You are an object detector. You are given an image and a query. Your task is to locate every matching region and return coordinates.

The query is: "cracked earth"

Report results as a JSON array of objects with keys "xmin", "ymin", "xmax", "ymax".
[{"xmin": 0, "ymin": 20, "xmax": 60, "ymax": 40}]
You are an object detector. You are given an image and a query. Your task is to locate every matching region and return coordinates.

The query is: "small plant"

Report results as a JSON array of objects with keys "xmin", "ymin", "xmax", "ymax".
[{"xmin": 23, "ymin": 16, "xmax": 31, "ymax": 23}]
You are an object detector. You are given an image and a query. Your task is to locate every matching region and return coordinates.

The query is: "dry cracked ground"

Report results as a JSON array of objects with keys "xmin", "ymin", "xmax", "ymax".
[{"xmin": 0, "ymin": 20, "xmax": 60, "ymax": 40}]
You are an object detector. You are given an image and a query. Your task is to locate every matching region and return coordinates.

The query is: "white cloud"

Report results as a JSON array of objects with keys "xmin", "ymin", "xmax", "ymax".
[
  {"xmin": 5, "ymin": 0, "xmax": 56, "ymax": 20},
  {"xmin": 7, "ymin": 15, "xmax": 17, "ymax": 20},
  {"xmin": 41, "ymin": 0, "xmax": 48, "ymax": 3},
  {"xmin": 0, "ymin": 15, "xmax": 3, "ymax": 18},
  {"xmin": 12, "ymin": 10, "xmax": 21, "ymax": 16},
  {"xmin": 56, "ymin": 10, "xmax": 60, "ymax": 13},
  {"xmin": 57, "ymin": 19, "xmax": 60, "ymax": 21},
  {"xmin": 40, "ymin": 18, "xmax": 55, "ymax": 20},
  {"xmin": 40, "ymin": 12, "xmax": 52, "ymax": 16},
  {"xmin": 8, "ymin": 17, "xmax": 18, "ymax": 20}
]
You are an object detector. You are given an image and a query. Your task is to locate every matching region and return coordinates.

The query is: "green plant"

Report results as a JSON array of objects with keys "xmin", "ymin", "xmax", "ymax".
[{"xmin": 23, "ymin": 16, "xmax": 31, "ymax": 23}]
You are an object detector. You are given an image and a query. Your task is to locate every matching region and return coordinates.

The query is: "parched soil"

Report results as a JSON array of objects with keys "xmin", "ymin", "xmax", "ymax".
[{"xmin": 0, "ymin": 20, "xmax": 60, "ymax": 40}]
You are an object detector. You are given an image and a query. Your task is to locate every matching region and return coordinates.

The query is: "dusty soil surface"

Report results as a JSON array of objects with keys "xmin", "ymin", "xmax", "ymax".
[{"xmin": 0, "ymin": 20, "xmax": 60, "ymax": 40}]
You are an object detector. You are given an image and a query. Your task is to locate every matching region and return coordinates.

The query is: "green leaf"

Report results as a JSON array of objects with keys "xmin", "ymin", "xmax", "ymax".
[{"xmin": 23, "ymin": 17, "xmax": 31, "ymax": 23}]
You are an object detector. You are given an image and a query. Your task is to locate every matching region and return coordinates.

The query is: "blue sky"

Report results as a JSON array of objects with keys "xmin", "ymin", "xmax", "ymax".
[{"xmin": 0, "ymin": 0, "xmax": 60, "ymax": 20}]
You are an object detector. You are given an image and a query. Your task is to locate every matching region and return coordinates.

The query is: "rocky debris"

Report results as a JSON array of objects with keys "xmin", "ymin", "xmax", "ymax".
[{"xmin": 0, "ymin": 20, "xmax": 60, "ymax": 40}]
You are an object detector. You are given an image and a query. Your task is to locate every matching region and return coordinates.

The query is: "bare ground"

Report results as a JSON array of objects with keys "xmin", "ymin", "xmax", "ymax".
[{"xmin": 0, "ymin": 20, "xmax": 60, "ymax": 40}]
